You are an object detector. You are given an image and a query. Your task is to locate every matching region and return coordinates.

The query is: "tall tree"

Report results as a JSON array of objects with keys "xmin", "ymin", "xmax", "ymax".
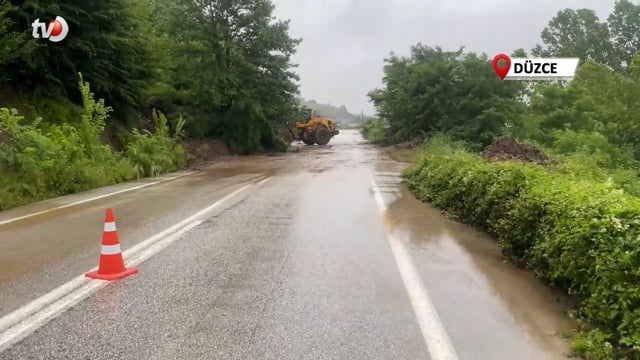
[
  {"xmin": 0, "ymin": 1, "xmax": 25, "ymax": 80},
  {"xmin": 153, "ymin": 0, "xmax": 300, "ymax": 152},
  {"xmin": 2, "ymin": 0, "xmax": 156, "ymax": 123},
  {"xmin": 532, "ymin": 9, "xmax": 614, "ymax": 69},
  {"xmin": 368, "ymin": 44, "xmax": 524, "ymax": 147},
  {"xmin": 608, "ymin": 0, "xmax": 640, "ymax": 73}
]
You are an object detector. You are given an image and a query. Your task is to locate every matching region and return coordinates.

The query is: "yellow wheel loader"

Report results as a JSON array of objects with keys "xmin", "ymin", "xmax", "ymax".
[{"xmin": 290, "ymin": 107, "xmax": 339, "ymax": 146}]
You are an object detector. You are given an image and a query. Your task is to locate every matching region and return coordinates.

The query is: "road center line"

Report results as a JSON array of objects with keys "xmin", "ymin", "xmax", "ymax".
[
  {"xmin": 0, "ymin": 177, "xmax": 270, "ymax": 353},
  {"xmin": 0, "ymin": 172, "xmax": 196, "ymax": 226},
  {"xmin": 370, "ymin": 173, "xmax": 460, "ymax": 360}
]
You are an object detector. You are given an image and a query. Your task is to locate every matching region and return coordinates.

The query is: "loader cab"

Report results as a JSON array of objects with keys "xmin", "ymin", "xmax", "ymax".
[{"xmin": 302, "ymin": 108, "xmax": 313, "ymax": 122}]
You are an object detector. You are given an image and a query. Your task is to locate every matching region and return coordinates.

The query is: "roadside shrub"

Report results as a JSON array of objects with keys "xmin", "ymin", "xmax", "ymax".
[
  {"xmin": 361, "ymin": 118, "xmax": 387, "ymax": 142},
  {"xmin": 0, "ymin": 77, "xmax": 137, "ymax": 210},
  {"xmin": 405, "ymin": 139, "xmax": 640, "ymax": 359},
  {"xmin": 570, "ymin": 329, "xmax": 615, "ymax": 360},
  {"xmin": 259, "ymin": 120, "xmax": 288, "ymax": 153},
  {"xmin": 126, "ymin": 109, "xmax": 188, "ymax": 178},
  {"xmin": 551, "ymin": 129, "xmax": 638, "ymax": 169},
  {"xmin": 23, "ymin": 90, "xmax": 83, "ymax": 126},
  {"xmin": 221, "ymin": 111, "xmax": 262, "ymax": 154},
  {"xmin": 0, "ymin": 74, "xmax": 191, "ymax": 211},
  {"xmin": 551, "ymin": 154, "xmax": 640, "ymax": 198}
]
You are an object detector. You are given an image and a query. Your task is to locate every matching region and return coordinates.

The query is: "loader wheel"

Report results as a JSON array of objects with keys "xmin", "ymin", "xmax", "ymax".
[
  {"xmin": 314, "ymin": 126, "xmax": 331, "ymax": 146},
  {"xmin": 301, "ymin": 130, "xmax": 314, "ymax": 145}
]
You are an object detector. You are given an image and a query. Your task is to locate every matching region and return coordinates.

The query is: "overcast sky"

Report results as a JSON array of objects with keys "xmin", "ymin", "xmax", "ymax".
[{"xmin": 271, "ymin": 0, "xmax": 618, "ymax": 115}]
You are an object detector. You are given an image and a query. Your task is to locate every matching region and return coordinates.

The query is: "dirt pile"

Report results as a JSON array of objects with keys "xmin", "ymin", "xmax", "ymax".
[
  {"xmin": 482, "ymin": 136, "xmax": 547, "ymax": 163},
  {"xmin": 186, "ymin": 138, "xmax": 232, "ymax": 169}
]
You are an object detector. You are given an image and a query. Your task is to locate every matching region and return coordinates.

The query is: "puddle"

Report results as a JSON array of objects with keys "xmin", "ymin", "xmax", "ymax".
[{"xmin": 379, "ymin": 177, "xmax": 575, "ymax": 359}]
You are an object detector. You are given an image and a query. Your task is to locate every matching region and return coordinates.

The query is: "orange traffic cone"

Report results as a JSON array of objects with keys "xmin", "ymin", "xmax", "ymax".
[{"xmin": 85, "ymin": 208, "xmax": 138, "ymax": 281}]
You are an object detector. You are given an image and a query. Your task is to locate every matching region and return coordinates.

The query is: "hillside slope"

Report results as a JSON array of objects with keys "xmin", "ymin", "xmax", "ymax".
[{"xmin": 299, "ymin": 99, "xmax": 362, "ymax": 125}]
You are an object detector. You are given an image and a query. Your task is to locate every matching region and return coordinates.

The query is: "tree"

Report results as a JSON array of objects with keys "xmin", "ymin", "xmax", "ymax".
[
  {"xmin": 0, "ymin": 1, "xmax": 25, "ymax": 80},
  {"xmin": 152, "ymin": 0, "xmax": 300, "ymax": 152},
  {"xmin": 1, "ymin": 0, "xmax": 156, "ymax": 123},
  {"xmin": 532, "ymin": 9, "xmax": 614, "ymax": 69},
  {"xmin": 368, "ymin": 44, "xmax": 524, "ymax": 147},
  {"xmin": 608, "ymin": 0, "xmax": 640, "ymax": 73}
]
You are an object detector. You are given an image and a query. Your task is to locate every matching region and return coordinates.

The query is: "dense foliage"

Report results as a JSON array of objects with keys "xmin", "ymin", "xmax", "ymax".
[
  {"xmin": 0, "ymin": 0, "xmax": 301, "ymax": 151},
  {"xmin": 404, "ymin": 139, "xmax": 640, "ymax": 360},
  {"xmin": 368, "ymin": 1, "xmax": 640, "ymax": 157},
  {"xmin": 361, "ymin": 117, "xmax": 386, "ymax": 142},
  {"xmin": 368, "ymin": 45, "xmax": 527, "ymax": 149},
  {"xmin": 0, "ymin": 77, "xmax": 132, "ymax": 209},
  {"xmin": 149, "ymin": 0, "xmax": 300, "ymax": 153},
  {"xmin": 0, "ymin": 0, "xmax": 302, "ymax": 208},
  {"xmin": 366, "ymin": 1, "xmax": 640, "ymax": 358},
  {"xmin": 0, "ymin": 75, "xmax": 190, "ymax": 210}
]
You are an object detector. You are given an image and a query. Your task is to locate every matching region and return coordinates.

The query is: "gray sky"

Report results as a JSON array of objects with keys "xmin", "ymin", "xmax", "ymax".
[{"xmin": 272, "ymin": 0, "xmax": 617, "ymax": 115}]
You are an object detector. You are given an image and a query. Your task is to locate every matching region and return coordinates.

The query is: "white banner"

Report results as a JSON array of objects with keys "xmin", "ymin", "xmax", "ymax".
[{"xmin": 492, "ymin": 54, "xmax": 579, "ymax": 81}]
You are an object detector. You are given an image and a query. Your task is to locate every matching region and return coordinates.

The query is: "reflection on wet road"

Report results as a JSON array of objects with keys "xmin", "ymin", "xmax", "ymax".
[{"xmin": 0, "ymin": 130, "xmax": 573, "ymax": 359}]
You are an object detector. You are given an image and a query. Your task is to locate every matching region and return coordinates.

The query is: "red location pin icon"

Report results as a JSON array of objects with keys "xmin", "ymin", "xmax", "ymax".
[{"xmin": 492, "ymin": 54, "xmax": 511, "ymax": 80}]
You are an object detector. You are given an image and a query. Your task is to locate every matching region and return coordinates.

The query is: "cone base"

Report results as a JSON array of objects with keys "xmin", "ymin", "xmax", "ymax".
[{"xmin": 85, "ymin": 267, "xmax": 139, "ymax": 281}]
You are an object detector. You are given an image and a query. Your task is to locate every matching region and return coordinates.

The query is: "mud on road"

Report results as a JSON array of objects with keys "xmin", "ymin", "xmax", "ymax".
[{"xmin": 0, "ymin": 130, "xmax": 574, "ymax": 359}]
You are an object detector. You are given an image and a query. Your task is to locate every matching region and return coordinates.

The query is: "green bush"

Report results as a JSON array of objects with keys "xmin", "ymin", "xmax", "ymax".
[
  {"xmin": 23, "ymin": 89, "xmax": 83, "ymax": 126},
  {"xmin": 361, "ymin": 118, "xmax": 387, "ymax": 142},
  {"xmin": 550, "ymin": 154, "xmax": 640, "ymax": 198},
  {"xmin": 405, "ymin": 139, "xmax": 640, "ymax": 359},
  {"xmin": 0, "ymin": 75, "xmax": 189, "ymax": 210},
  {"xmin": 551, "ymin": 129, "xmax": 638, "ymax": 169},
  {"xmin": 0, "ymin": 77, "xmax": 137, "ymax": 210},
  {"xmin": 126, "ymin": 109, "xmax": 188, "ymax": 178}
]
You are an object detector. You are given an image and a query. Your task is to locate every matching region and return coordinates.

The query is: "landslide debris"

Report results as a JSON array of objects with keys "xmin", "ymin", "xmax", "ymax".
[{"xmin": 482, "ymin": 136, "xmax": 548, "ymax": 164}]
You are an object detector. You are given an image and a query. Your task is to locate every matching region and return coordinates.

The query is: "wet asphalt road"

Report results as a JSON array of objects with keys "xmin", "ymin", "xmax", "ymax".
[{"xmin": 0, "ymin": 130, "xmax": 574, "ymax": 359}]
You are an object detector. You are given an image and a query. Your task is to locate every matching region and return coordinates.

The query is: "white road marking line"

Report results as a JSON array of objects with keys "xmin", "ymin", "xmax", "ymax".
[
  {"xmin": 370, "ymin": 175, "xmax": 387, "ymax": 212},
  {"xmin": 0, "ymin": 177, "xmax": 270, "ymax": 353},
  {"xmin": 370, "ymin": 173, "xmax": 460, "ymax": 360},
  {"xmin": 0, "ymin": 172, "xmax": 196, "ymax": 226},
  {"xmin": 0, "ymin": 221, "xmax": 202, "ymax": 353},
  {"xmin": 125, "ymin": 221, "xmax": 202, "ymax": 267},
  {"xmin": 0, "ymin": 277, "xmax": 107, "ymax": 353}
]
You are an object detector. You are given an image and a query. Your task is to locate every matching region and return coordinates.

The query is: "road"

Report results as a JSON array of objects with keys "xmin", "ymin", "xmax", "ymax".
[{"xmin": 0, "ymin": 130, "xmax": 574, "ymax": 359}]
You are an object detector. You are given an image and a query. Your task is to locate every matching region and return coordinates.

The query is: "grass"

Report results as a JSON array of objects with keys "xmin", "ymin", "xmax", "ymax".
[{"xmin": 389, "ymin": 148, "xmax": 419, "ymax": 163}]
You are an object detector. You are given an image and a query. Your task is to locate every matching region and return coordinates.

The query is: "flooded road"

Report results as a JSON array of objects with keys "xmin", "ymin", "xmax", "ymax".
[{"xmin": 0, "ymin": 130, "xmax": 573, "ymax": 359}]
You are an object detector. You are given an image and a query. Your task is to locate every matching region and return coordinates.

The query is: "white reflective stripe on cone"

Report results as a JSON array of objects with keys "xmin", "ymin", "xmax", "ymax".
[
  {"xmin": 104, "ymin": 222, "xmax": 117, "ymax": 232},
  {"xmin": 101, "ymin": 244, "xmax": 122, "ymax": 255}
]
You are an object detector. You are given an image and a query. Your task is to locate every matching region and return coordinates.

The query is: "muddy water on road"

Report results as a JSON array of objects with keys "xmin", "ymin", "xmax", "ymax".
[
  {"xmin": 383, "ymin": 187, "xmax": 574, "ymax": 357},
  {"xmin": 0, "ymin": 129, "xmax": 577, "ymax": 358},
  {"xmin": 290, "ymin": 130, "xmax": 575, "ymax": 358},
  {"xmin": 0, "ymin": 163, "xmax": 274, "ymax": 317},
  {"xmin": 363, "ymin": 141, "xmax": 574, "ymax": 359}
]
